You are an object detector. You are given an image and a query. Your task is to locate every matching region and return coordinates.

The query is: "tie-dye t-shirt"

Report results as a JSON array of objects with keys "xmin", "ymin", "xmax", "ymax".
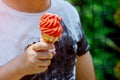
[
  {"xmin": 21, "ymin": 20, "xmax": 90, "ymax": 80},
  {"xmin": 0, "ymin": 0, "xmax": 90, "ymax": 80}
]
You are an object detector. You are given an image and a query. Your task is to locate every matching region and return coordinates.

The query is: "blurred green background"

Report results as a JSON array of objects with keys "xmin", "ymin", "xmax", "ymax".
[{"xmin": 67, "ymin": 0, "xmax": 120, "ymax": 80}]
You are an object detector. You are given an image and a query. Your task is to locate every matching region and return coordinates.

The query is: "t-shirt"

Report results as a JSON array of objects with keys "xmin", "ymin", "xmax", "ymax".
[{"xmin": 0, "ymin": 0, "xmax": 90, "ymax": 80}]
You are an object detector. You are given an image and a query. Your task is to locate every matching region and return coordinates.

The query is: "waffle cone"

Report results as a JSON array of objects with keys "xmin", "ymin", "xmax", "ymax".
[{"xmin": 41, "ymin": 33, "xmax": 59, "ymax": 44}]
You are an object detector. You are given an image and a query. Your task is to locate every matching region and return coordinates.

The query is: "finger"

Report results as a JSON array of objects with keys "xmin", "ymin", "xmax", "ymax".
[
  {"xmin": 48, "ymin": 48, "xmax": 55, "ymax": 53},
  {"xmin": 31, "ymin": 42, "xmax": 54, "ymax": 51},
  {"xmin": 51, "ymin": 51, "xmax": 56, "ymax": 56},
  {"xmin": 36, "ymin": 51, "xmax": 54, "ymax": 60},
  {"xmin": 36, "ymin": 59, "xmax": 51, "ymax": 67},
  {"xmin": 37, "ymin": 66, "xmax": 48, "ymax": 73},
  {"xmin": 49, "ymin": 48, "xmax": 56, "ymax": 56}
]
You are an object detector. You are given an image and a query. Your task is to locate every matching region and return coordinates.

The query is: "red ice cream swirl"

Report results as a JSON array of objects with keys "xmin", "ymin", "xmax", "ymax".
[{"xmin": 40, "ymin": 13, "xmax": 62, "ymax": 37}]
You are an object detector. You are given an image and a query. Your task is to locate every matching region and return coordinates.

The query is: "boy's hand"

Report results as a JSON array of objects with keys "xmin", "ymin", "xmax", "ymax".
[
  {"xmin": 0, "ymin": 41, "xmax": 56, "ymax": 80},
  {"xmin": 18, "ymin": 41, "xmax": 56, "ymax": 75}
]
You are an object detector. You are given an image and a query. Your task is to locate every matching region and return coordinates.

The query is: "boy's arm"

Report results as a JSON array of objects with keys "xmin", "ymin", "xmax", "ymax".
[
  {"xmin": 76, "ymin": 51, "xmax": 96, "ymax": 80},
  {"xmin": 0, "ymin": 57, "xmax": 25, "ymax": 80}
]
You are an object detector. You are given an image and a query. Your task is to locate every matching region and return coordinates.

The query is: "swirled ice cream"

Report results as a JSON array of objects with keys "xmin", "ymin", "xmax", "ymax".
[{"xmin": 40, "ymin": 13, "xmax": 62, "ymax": 44}]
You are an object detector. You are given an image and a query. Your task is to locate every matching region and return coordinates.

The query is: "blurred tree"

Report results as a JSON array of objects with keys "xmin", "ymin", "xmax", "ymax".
[{"xmin": 67, "ymin": 0, "xmax": 120, "ymax": 80}]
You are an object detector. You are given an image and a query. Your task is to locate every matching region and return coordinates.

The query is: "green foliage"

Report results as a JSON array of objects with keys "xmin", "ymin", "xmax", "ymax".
[{"xmin": 67, "ymin": 0, "xmax": 120, "ymax": 80}]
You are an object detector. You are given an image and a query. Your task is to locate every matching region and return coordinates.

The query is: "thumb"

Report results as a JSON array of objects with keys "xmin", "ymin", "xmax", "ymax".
[{"xmin": 31, "ymin": 42, "xmax": 54, "ymax": 51}]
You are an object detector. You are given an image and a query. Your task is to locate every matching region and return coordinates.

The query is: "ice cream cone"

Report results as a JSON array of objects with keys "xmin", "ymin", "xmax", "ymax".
[
  {"xmin": 39, "ymin": 13, "xmax": 62, "ymax": 44},
  {"xmin": 41, "ymin": 33, "xmax": 59, "ymax": 44}
]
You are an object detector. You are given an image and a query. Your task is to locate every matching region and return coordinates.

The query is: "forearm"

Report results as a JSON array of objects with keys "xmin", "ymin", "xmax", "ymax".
[
  {"xmin": 0, "ymin": 56, "xmax": 25, "ymax": 80},
  {"xmin": 76, "ymin": 51, "xmax": 96, "ymax": 80}
]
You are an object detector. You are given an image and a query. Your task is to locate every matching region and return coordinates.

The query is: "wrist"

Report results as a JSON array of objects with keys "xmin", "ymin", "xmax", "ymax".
[{"xmin": 0, "ymin": 56, "xmax": 26, "ymax": 80}]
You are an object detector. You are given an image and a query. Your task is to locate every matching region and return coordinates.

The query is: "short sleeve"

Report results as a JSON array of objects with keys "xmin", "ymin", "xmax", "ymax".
[{"xmin": 76, "ymin": 23, "xmax": 90, "ymax": 56}]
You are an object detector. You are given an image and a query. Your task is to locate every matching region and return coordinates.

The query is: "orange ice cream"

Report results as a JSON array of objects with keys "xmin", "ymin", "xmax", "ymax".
[{"xmin": 40, "ymin": 13, "xmax": 62, "ymax": 44}]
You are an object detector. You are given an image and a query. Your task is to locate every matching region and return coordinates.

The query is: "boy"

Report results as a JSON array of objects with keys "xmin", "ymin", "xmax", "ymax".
[{"xmin": 0, "ymin": 0, "xmax": 95, "ymax": 80}]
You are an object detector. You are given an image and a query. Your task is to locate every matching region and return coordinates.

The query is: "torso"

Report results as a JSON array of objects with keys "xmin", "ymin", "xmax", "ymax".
[{"xmin": 0, "ymin": 0, "xmax": 82, "ymax": 80}]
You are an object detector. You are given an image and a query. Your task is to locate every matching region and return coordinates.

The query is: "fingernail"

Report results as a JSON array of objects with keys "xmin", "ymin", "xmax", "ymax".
[{"xmin": 49, "ymin": 48, "xmax": 55, "ymax": 53}]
